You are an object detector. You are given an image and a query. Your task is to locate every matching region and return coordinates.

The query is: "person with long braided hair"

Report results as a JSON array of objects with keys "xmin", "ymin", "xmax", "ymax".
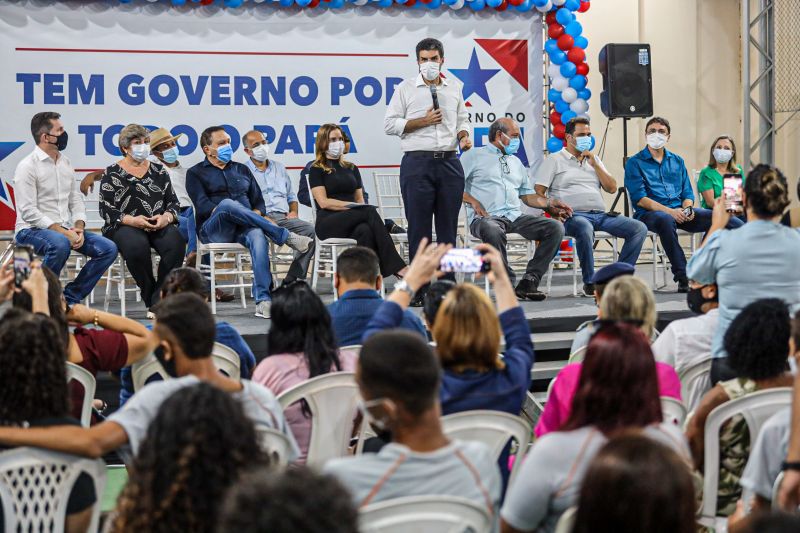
[
  {"xmin": 110, "ymin": 383, "xmax": 270, "ymax": 533},
  {"xmin": 0, "ymin": 308, "xmax": 97, "ymax": 533}
]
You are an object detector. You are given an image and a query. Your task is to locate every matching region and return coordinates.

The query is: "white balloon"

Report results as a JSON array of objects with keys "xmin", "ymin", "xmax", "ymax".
[
  {"xmin": 569, "ymin": 98, "xmax": 589, "ymax": 114},
  {"xmin": 578, "ymin": 112, "xmax": 590, "ymax": 119},
  {"xmin": 535, "ymin": 0, "xmax": 552, "ymax": 12},
  {"xmin": 354, "ymin": 0, "xmax": 369, "ymax": 4},
  {"xmin": 561, "ymin": 87, "xmax": 578, "ymax": 103},
  {"xmin": 551, "ymin": 76, "xmax": 569, "ymax": 92},
  {"xmin": 547, "ymin": 64, "xmax": 562, "ymax": 79},
  {"xmin": 449, "ymin": 0, "xmax": 465, "ymax": 8},
  {"xmin": 552, "ymin": 0, "xmax": 566, "ymax": 5}
]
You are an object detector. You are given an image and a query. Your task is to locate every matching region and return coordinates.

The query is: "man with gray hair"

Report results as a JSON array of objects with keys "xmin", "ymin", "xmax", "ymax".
[{"xmin": 461, "ymin": 118, "xmax": 568, "ymax": 301}]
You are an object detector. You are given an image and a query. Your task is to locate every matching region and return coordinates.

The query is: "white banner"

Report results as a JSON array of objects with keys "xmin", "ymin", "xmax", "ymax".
[{"xmin": 0, "ymin": 0, "xmax": 542, "ymax": 228}]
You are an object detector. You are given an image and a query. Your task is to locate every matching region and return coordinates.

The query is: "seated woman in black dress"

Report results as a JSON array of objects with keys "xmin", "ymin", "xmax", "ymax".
[
  {"xmin": 99, "ymin": 124, "xmax": 186, "ymax": 314},
  {"xmin": 308, "ymin": 123, "xmax": 407, "ymax": 279}
]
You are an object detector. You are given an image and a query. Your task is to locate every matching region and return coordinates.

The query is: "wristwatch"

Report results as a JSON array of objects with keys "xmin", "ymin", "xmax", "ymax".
[
  {"xmin": 782, "ymin": 461, "xmax": 800, "ymax": 471},
  {"xmin": 394, "ymin": 279, "xmax": 416, "ymax": 299}
]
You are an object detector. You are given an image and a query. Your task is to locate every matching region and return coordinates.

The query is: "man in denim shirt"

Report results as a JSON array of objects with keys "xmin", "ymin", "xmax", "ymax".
[
  {"xmin": 624, "ymin": 116, "xmax": 742, "ymax": 292},
  {"xmin": 186, "ymin": 126, "xmax": 312, "ymax": 319}
]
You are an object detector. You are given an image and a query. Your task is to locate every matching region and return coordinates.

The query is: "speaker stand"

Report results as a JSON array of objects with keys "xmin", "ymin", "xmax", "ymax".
[{"xmin": 609, "ymin": 117, "xmax": 630, "ymax": 217}]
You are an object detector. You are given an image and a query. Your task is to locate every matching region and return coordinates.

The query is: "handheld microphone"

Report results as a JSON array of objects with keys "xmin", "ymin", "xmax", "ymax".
[{"xmin": 430, "ymin": 84, "xmax": 439, "ymax": 110}]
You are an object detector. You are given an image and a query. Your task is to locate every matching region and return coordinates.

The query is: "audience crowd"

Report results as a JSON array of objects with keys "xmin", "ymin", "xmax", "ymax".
[{"xmin": 2, "ymin": 107, "xmax": 800, "ymax": 533}]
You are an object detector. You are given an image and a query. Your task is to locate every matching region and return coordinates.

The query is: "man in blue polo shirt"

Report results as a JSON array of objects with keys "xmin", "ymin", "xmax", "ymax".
[
  {"xmin": 186, "ymin": 126, "xmax": 312, "ymax": 319},
  {"xmin": 624, "ymin": 116, "xmax": 742, "ymax": 292}
]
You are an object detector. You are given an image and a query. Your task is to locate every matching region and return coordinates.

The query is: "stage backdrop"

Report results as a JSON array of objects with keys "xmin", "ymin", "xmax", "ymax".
[{"xmin": 0, "ymin": 0, "xmax": 543, "ymax": 229}]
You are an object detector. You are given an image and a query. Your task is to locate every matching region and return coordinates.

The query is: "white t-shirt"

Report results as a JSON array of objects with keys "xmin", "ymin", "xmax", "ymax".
[
  {"xmin": 740, "ymin": 407, "xmax": 791, "ymax": 501},
  {"xmin": 535, "ymin": 150, "xmax": 608, "ymax": 212}
]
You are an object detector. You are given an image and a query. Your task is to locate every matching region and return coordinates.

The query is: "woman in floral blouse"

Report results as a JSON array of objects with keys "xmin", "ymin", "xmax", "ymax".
[{"xmin": 99, "ymin": 123, "xmax": 185, "ymax": 313}]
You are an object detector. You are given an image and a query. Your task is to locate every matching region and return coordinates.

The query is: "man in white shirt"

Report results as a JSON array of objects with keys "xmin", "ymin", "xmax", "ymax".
[
  {"xmin": 536, "ymin": 118, "xmax": 648, "ymax": 296},
  {"xmin": 13, "ymin": 112, "xmax": 118, "ymax": 305},
  {"xmin": 384, "ymin": 38, "xmax": 472, "ymax": 305}
]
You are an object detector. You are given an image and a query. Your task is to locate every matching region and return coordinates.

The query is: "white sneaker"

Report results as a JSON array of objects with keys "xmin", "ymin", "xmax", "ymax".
[
  {"xmin": 285, "ymin": 233, "xmax": 313, "ymax": 253},
  {"xmin": 255, "ymin": 301, "xmax": 271, "ymax": 319}
]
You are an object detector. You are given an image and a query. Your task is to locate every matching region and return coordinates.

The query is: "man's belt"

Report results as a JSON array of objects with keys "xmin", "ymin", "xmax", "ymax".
[{"xmin": 404, "ymin": 151, "xmax": 458, "ymax": 159}]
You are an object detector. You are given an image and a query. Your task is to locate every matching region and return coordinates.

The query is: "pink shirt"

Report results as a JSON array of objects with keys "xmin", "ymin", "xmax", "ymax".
[
  {"xmin": 534, "ymin": 362, "xmax": 682, "ymax": 438},
  {"xmin": 252, "ymin": 350, "xmax": 358, "ymax": 463}
]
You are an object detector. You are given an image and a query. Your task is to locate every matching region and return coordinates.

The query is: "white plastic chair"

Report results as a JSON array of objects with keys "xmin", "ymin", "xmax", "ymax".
[
  {"xmin": 211, "ymin": 342, "xmax": 241, "ymax": 380},
  {"xmin": 0, "ymin": 447, "xmax": 106, "ymax": 533},
  {"xmin": 103, "ymin": 254, "xmax": 142, "ymax": 317},
  {"xmin": 359, "ymin": 495, "xmax": 492, "ymax": 533},
  {"xmin": 305, "ymin": 174, "xmax": 358, "ymax": 300},
  {"xmin": 277, "ymin": 372, "xmax": 360, "ymax": 467},
  {"xmin": 131, "ymin": 352, "xmax": 172, "ymax": 392},
  {"xmin": 679, "ymin": 357, "xmax": 713, "ymax": 413},
  {"xmin": 660, "ymin": 396, "xmax": 688, "ymax": 428},
  {"xmin": 699, "ymin": 387, "xmax": 793, "ymax": 527},
  {"xmin": 372, "ymin": 172, "xmax": 411, "ymax": 260},
  {"xmin": 771, "ymin": 471, "xmax": 785, "ymax": 509},
  {"xmin": 547, "ymin": 231, "xmax": 619, "ymax": 297},
  {"xmin": 66, "ymin": 362, "xmax": 96, "ymax": 428},
  {"xmin": 340, "ymin": 344, "xmax": 363, "ymax": 355},
  {"xmin": 256, "ymin": 427, "xmax": 294, "ymax": 466},
  {"xmin": 567, "ymin": 345, "xmax": 587, "ymax": 364},
  {"xmin": 554, "ymin": 506, "xmax": 577, "ymax": 533},
  {"xmin": 441, "ymin": 410, "xmax": 532, "ymax": 485}
]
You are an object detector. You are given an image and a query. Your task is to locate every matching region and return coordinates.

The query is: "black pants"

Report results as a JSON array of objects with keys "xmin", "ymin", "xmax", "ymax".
[
  {"xmin": 108, "ymin": 224, "xmax": 186, "ymax": 308},
  {"xmin": 316, "ymin": 206, "xmax": 406, "ymax": 277},
  {"xmin": 400, "ymin": 153, "xmax": 465, "ymax": 260}
]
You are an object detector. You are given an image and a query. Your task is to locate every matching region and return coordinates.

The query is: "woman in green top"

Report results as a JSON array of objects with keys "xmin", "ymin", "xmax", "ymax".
[{"xmin": 697, "ymin": 135, "xmax": 744, "ymax": 209}]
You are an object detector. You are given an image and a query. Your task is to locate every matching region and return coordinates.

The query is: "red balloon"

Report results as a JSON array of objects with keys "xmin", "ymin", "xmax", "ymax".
[
  {"xmin": 550, "ymin": 110, "xmax": 562, "ymax": 126},
  {"xmin": 578, "ymin": 0, "xmax": 590, "ymax": 12},
  {"xmin": 568, "ymin": 47, "xmax": 586, "ymax": 65},
  {"xmin": 576, "ymin": 62, "xmax": 589, "ymax": 76},
  {"xmin": 200, "ymin": 0, "xmax": 213, "ymax": 4},
  {"xmin": 556, "ymin": 34, "xmax": 574, "ymax": 51},
  {"xmin": 545, "ymin": 11, "xmax": 558, "ymax": 24},
  {"xmin": 495, "ymin": 0, "xmax": 508, "ymax": 10},
  {"xmin": 404, "ymin": 0, "xmax": 416, "ymax": 6},
  {"xmin": 553, "ymin": 124, "xmax": 566, "ymax": 139},
  {"xmin": 548, "ymin": 24, "xmax": 565, "ymax": 40},
  {"xmin": 508, "ymin": 0, "xmax": 524, "ymax": 6}
]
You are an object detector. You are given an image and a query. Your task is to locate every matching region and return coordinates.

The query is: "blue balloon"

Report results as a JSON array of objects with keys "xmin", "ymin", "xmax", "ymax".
[
  {"xmin": 569, "ymin": 75, "xmax": 587, "ymax": 90},
  {"xmin": 171, "ymin": 0, "xmax": 187, "ymax": 4},
  {"xmin": 555, "ymin": 7, "xmax": 573, "ymax": 25},
  {"xmin": 544, "ymin": 39, "xmax": 560, "ymax": 56},
  {"xmin": 564, "ymin": 0, "xmax": 580, "ymax": 10},
  {"xmin": 555, "ymin": 100, "xmax": 570, "ymax": 114},
  {"xmin": 560, "ymin": 61, "xmax": 577, "ymax": 78},
  {"xmin": 427, "ymin": 0, "xmax": 442, "ymax": 8},
  {"xmin": 565, "ymin": 21, "xmax": 583, "ymax": 37},
  {"xmin": 578, "ymin": 88, "xmax": 592, "ymax": 100},
  {"xmin": 532, "ymin": 0, "xmax": 548, "ymax": 5},
  {"xmin": 589, "ymin": 135, "xmax": 596, "ymax": 151},
  {"xmin": 378, "ymin": 0, "xmax": 393, "ymax": 5},
  {"xmin": 514, "ymin": 0, "xmax": 532, "ymax": 11},
  {"xmin": 224, "ymin": 0, "xmax": 243, "ymax": 6},
  {"xmin": 549, "ymin": 50, "xmax": 567, "ymax": 65},
  {"xmin": 296, "ymin": 0, "xmax": 312, "ymax": 5},
  {"xmin": 547, "ymin": 137, "xmax": 564, "ymax": 153},
  {"xmin": 469, "ymin": 0, "xmax": 485, "ymax": 10},
  {"xmin": 574, "ymin": 35, "xmax": 589, "ymax": 49},
  {"xmin": 548, "ymin": 88, "xmax": 562, "ymax": 103},
  {"xmin": 561, "ymin": 110, "xmax": 577, "ymax": 123},
  {"xmin": 279, "ymin": 0, "xmax": 294, "ymax": 6},
  {"xmin": 444, "ymin": 0, "xmax": 459, "ymax": 4},
  {"xmin": 486, "ymin": 0, "xmax": 502, "ymax": 6}
]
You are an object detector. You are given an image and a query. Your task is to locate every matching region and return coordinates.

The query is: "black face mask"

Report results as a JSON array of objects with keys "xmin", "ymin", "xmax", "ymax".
[
  {"xmin": 687, "ymin": 286, "xmax": 717, "ymax": 314},
  {"xmin": 46, "ymin": 131, "xmax": 69, "ymax": 151},
  {"xmin": 153, "ymin": 345, "xmax": 179, "ymax": 378}
]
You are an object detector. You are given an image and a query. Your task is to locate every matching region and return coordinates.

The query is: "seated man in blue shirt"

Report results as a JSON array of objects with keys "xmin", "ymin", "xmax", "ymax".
[
  {"xmin": 624, "ymin": 116, "xmax": 743, "ymax": 292},
  {"xmin": 186, "ymin": 126, "xmax": 312, "ymax": 319},
  {"xmin": 243, "ymin": 130, "xmax": 316, "ymax": 285},
  {"xmin": 327, "ymin": 246, "xmax": 426, "ymax": 346},
  {"xmin": 462, "ymin": 117, "xmax": 570, "ymax": 301}
]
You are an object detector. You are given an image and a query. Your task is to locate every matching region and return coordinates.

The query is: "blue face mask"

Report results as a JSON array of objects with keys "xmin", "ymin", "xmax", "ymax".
[
  {"xmin": 160, "ymin": 147, "xmax": 179, "ymax": 164},
  {"xmin": 574, "ymin": 135, "xmax": 593, "ymax": 152},
  {"xmin": 502, "ymin": 133, "xmax": 520, "ymax": 155},
  {"xmin": 215, "ymin": 143, "xmax": 233, "ymax": 163}
]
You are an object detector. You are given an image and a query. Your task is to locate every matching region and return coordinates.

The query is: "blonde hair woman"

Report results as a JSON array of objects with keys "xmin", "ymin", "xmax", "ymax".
[
  {"xmin": 536, "ymin": 274, "xmax": 682, "ymax": 438},
  {"xmin": 308, "ymin": 123, "xmax": 407, "ymax": 279},
  {"xmin": 361, "ymin": 239, "xmax": 534, "ymax": 489}
]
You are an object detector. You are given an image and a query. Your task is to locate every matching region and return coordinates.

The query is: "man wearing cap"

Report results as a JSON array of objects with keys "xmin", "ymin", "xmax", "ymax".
[
  {"xmin": 569, "ymin": 262, "xmax": 635, "ymax": 354},
  {"xmin": 242, "ymin": 129, "xmax": 315, "ymax": 285}
]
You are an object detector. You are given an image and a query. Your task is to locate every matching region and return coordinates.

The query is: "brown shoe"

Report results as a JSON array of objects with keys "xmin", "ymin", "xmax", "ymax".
[
  {"xmin": 184, "ymin": 251, "xmax": 198, "ymax": 268},
  {"xmin": 215, "ymin": 288, "xmax": 235, "ymax": 302}
]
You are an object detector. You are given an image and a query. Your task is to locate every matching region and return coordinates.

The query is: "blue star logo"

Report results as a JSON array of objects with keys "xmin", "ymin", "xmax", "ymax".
[{"xmin": 448, "ymin": 49, "xmax": 501, "ymax": 105}]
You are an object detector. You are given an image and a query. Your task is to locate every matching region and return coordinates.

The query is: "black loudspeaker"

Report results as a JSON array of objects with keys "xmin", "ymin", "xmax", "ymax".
[{"xmin": 599, "ymin": 44, "xmax": 653, "ymax": 119}]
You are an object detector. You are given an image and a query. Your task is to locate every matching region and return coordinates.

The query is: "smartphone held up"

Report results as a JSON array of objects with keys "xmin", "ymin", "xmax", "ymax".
[
  {"xmin": 13, "ymin": 245, "xmax": 34, "ymax": 288},
  {"xmin": 722, "ymin": 174, "xmax": 744, "ymax": 215},
  {"xmin": 439, "ymin": 248, "xmax": 491, "ymax": 274}
]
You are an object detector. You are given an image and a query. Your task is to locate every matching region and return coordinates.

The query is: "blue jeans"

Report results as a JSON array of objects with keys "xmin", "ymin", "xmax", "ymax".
[
  {"xmin": 199, "ymin": 199, "xmax": 290, "ymax": 303},
  {"xmin": 638, "ymin": 207, "xmax": 744, "ymax": 280},
  {"xmin": 563, "ymin": 211, "xmax": 649, "ymax": 283},
  {"xmin": 15, "ymin": 228, "xmax": 118, "ymax": 304},
  {"xmin": 177, "ymin": 206, "xmax": 197, "ymax": 255}
]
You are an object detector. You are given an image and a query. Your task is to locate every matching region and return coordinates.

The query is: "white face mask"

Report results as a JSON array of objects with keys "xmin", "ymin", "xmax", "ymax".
[
  {"xmin": 646, "ymin": 132, "xmax": 668, "ymax": 150},
  {"xmin": 251, "ymin": 143, "xmax": 269, "ymax": 162},
  {"xmin": 326, "ymin": 140, "xmax": 344, "ymax": 160},
  {"xmin": 713, "ymin": 148, "xmax": 733, "ymax": 164},
  {"xmin": 129, "ymin": 143, "xmax": 151, "ymax": 162},
  {"xmin": 419, "ymin": 60, "xmax": 441, "ymax": 82}
]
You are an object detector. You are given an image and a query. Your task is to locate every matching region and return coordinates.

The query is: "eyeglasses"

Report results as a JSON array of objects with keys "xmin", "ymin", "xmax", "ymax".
[{"xmin": 499, "ymin": 156, "xmax": 510, "ymax": 174}]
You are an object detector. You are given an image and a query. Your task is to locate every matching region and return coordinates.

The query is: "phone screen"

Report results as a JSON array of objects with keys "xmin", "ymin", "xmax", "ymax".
[
  {"xmin": 723, "ymin": 175, "xmax": 744, "ymax": 214},
  {"xmin": 13, "ymin": 245, "xmax": 33, "ymax": 288},
  {"xmin": 439, "ymin": 249, "xmax": 489, "ymax": 273}
]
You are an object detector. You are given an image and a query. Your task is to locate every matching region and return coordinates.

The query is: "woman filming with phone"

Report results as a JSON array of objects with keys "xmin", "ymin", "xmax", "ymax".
[
  {"xmin": 99, "ymin": 124, "xmax": 186, "ymax": 314},
  {"xmin": 687, "ymin": 164, "xmax": 800, "ymax": 383},
  {"xmin": 697, "ymin": 135, "xmax": 744, "ymax": 211}
]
